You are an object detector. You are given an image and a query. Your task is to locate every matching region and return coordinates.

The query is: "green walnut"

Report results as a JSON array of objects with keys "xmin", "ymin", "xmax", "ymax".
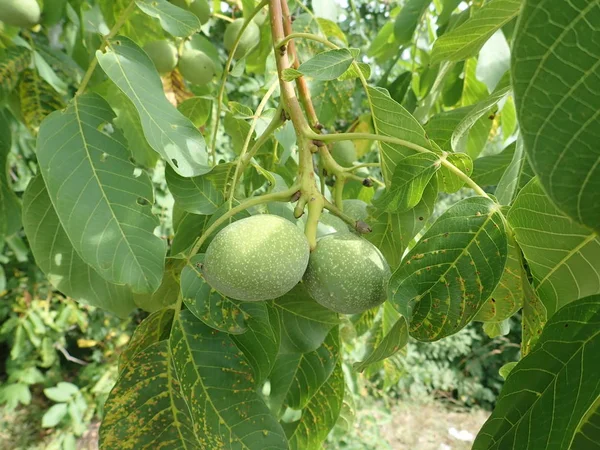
[
  {"xmin": 317, "ymin": 212, "xmax": 349, "ymax": 237},
  {"xmin": 331, "ymin": 141, "xmax": 357, "ymax": 167},
  {"xmin": 143, "ymin": 40, "xmax": 178, "ymax": 75},
  {"xmin": 304, "ymin": 233, "xmax": 390, "ymax": 314},
  {"xmin": 224, "ymin": 18, "xmax": 260, "ymax": 58},
  {"xmin": 343, "ymin": 199, "xmax": 369, "ymax": 221},
  {"xmin": 202, "ymin": 214, "xmax": 310, "ymax": 301},
  {"xmin": 253, "ymin": 8, "xmax": 268, "ymax": 26},
  {"xmin": 0, "ymin": 0, "xmax": 41, "ymax": 27},
  {"xmin": 178, "ymin": 49, "xmax": 216, "ymax": 86},
  {"xmin": 171, "ymin": 0, "xmax": 211, "ymax": 24}
]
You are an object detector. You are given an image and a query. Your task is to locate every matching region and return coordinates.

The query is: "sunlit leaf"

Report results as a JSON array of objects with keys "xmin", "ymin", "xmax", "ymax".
[
  {"xmin": 23, "ymin": 175, "xmax": 135, "ymax": 318},
  {"xmin": 97, "ymin": 37, "xmax": 210, "ymax": 177},
  {"xmin": 431, "ymin": 0, "xmax": 521, "ymax": 64},
  {"xmin": 36, "ymin": 94, "xmax": 166, "ymax": 294},
  {"xmin": 390, "ymin": 197, "xmax": 507, "ymax": 341},
  {"xmin": 513, "ymin": 0, "xmax": 600, "ymax": 232},
  {"xmin": 474, "ymin": 295, "xmax": 600, "ymax": 450},
  {"xmin": 394, "ymin": 0, "xmax": 432, "ymax": 45},
  {"xmin": 297, "ymin": 49, "xmax": 355, "ymax": 81},
  {"xmin": 166, "ymin": 165, "xmax": 223, "ymax": 215},
  {"xmin": 135, "ymin": 0, "xmax": 201, "ymax": 37},
  {"xmin": 508, "ymin": 179, "xmax": 600, "ymax": 317}
]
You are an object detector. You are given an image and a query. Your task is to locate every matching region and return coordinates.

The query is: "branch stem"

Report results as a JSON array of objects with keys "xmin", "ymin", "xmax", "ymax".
[{"xmin": 76, "ymin": 1, "xmax": 136, "ymax": 95}]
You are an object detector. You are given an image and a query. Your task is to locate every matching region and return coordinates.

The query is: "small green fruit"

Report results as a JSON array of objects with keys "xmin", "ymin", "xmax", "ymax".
[
  {"xmin": 178, "ymin": 49, "xmax": 216, "ymax": 86},
  {"xmin": 202, "ymin": 214, "xmax": 310, "ymax": 301},
  {"xmin": 171, "ymin": 0, "xmax": 210, "ymax": 24},
  {"xmin": 343, "ymin": 199, "xmax": 369, "ymax": 221},
  {"xmin": 0, "ymin": 0, "xmax": 41, "ymax": 27},
  {"xmin": 331, "ymin": 141, "xmax": 357, "ymax": 167},
  {"xmin": 304, "ymin": 233, "xmax": 390, "ymax": 314},
  {"xmin": 143, "ymin": 40, "xmax": 178, "ymax": 75},
  {"xmin": 317, "ymin": 212, "xmax": 349, "ymax": 237},
  {"xmin": 224, "ymin": 18, "xmax": 260, "ymax": 58},
  {"xmin": 253, "ymin": 8, "xmax": 268, "ymax": 26}
]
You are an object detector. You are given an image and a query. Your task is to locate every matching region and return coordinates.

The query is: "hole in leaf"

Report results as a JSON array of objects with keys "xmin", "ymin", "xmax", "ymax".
[
  {"xmin": 171, "ymin": 159, "xmax": 179, "ymax": 167},
  {"xmin": 100, "ymin": 153, "xmax": 108, "ymax": 162},
  {"xmin": 133, "ymin": 167, "xmax": 143, "ymax": 178},
  {"xmin": 136, "ymin": 197, "xmax": 149, "ymax": 206}
]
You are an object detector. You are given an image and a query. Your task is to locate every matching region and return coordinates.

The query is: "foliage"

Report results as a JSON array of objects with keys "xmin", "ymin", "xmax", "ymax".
[{"xmin": 1, "ymin": 0, "xmax": 599, "ymax": 448}]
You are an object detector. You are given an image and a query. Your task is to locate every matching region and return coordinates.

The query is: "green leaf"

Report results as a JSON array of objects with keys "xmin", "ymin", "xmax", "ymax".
[
  {"xmin": 170, "ymin": 210, "xmax": 211, "ymax": 256},
  {"xmin": 308, "ymin": 78, "xmax": 355, "ymax": 128},
  {"xmin": 97, "ymin": 37, "xmax": 210, "ymax": 177},
  {"xmin": 436, "ymin": 152, "xmax": 473, "ymax": 193},
  {"xmin": 178, "ymin": 96, "xmax": 212, "ymax": 128},
  {"xmin": 495, "ymin": 138, "xmax": 529, "ymax": 205},
  {"xmin": 354, "ymin": 303, "xmax": 409, "ymax": 372},
  {"xmin": 166, "ymin": 165, "xmax": 223, "ymax": 215},
  {"xmin": 18, "ymin": 69, "xmax": 64, "ymax": 135},
  {"xmin": 170, "ymin": 310, "xmax": 288, "ymax": 449},
  {"xmin": 472, "ymin": 143, "xmax": 516, "ymax": 186},
  {"xmin": 498, "ymin": 361, "xmax": 517, "ymax": 380},
  {"xmin": 100, "ymin": 341, "xmax": 198, "ymax": 448},
  {"xmin": 42, "ymin": 403, "xmax": 68, "ymax": 428},
  {"xmin": 474, "ymin": 233, "xmax": 524, "ymax": 322},
  {"xmin": 473, "ymin": 295, "xmax": 600, "ymax": 450},
  {"xmin": 22, "ymin": 175, "xmax": 135, "ymax": 318},
  {"xmin": 231, "ymin": 303, "xmax": 281, "ymax": 387},
  {"xmin": 270, "ymin": 328, "xmax": 339, "ymax": 414},
  {"xmin": 180, "ymin": 255, "xmax": 248, "ymax": 334},
  {"xmin": 133, "ymin": 259, "xmax": 182, "ymax": 312},
  {"xmin": 44, "ymin": 382, "xmax": 79, "ymax": 403},
  {"xmin": 0, "ymin": 46, "xmax": 30, "ymax": 94},
  {"xmin": 0, "ymin": 383, "xmax": 31, "ymax": 410},
  {"xmin": 521, "ymin": 275, "xmax": 547, "ymax": 357},
  {"xmin": 373, "ymin": 153, "xmax": 441, "ymax": 213},
  {"xmin": 368, "ymin": 86, "xmax": 437, "ymax": 184},
  {"xmin": 315, "ymin": 18, "xmax": 348, "ymax": 45},
  {"xmin": 281, "ymin": 68, "xmax": 303, "ymax": 82},
  {"xmin": 106, "ymin": 84, "xmax": 159, "ymax": 169},
  {"xmin": 0, "ymin": 111, "xmax": 21, "ymax": 242},
  {"xmin": 482, "ymin": 319, "xmax": 510, "ymax": 338},
  {"xmin": 512, "ymin": 0, "xmax": 600, "ymax": 233},
  {"xmin": 283, "ymin": 360, "xmax": 344, "ymax": 450},
  {"xmin": 390, "ymin": 197, "xmax": 508, "ymax": 341},
  {"xmin": 508, "ymin": 179, "xmax": 600, "ymax": 317},
  {"xmin": 430, "ymin": 0, "xmax": 521, "ymax": 64},
  {"xmin": 366, "ymin": 178, "xmax": 437, "ymax": 270},
  {"xmin": 275, "ymin": 284, "xmax": 339, "ymax": 354},
  {"xmin": 119, "ymin": 309, "xmax": 174, "ymax": 372},
  {"xmin": 394, "ymin": 0, "xmax": 432, "ymax": 45},
  {"xmin": 135, "ymin": 0, "xmax": 201, "ymax": 37},
  {"xmin": 297, "ymin": 49, "xmax": 355, "ymax": 81},
  {"xmin": 36, "ymin": 94, "xmax": 166, "ymax": 294}
]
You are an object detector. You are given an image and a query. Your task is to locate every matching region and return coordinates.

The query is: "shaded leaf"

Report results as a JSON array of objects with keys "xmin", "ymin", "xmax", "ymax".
[
  {"xmin": 472, "ymin": 143, "xmax": 516, "ymax": 186},
  {"xmin": 495, "ymin": 137, "xmax": 532, "ymax": 205},
  {"xmin": 166, "ymin": 165, "xmax": 223, "ymax": 215},
  {"xmin": 270, "ymin": 328, "xmax": 338, "ymax": 414},
  {"xmin": 474, "ymin": 295, "xmax": 600, "ymax": 450},
  {"xmin": 394, "ymin": 0, "xmax": 432, "ymax": 45},
  {"xmin": 0, "ymin": 46, "xmax": 30, "ymax": 93},
  {"xmin": 181, "ymin": 255, "xmax": 248, "ymax": 334},
  {"xmin": 373, "ymin": 153, "xmax": 441, "ymax": 213},
  {"xmin": 100, "ymin": 341, "xmax": 198, "ymax": 448},
  {"xmin": 97, "ymin": 37, "xmax": 210, "ymax": 177},
  {"xmin": 389, "ymin": 197, "xmax": 507, "ymax": 341},
  {"xmin": 0, "ymin": 111, "xmax": 21, "ymax": 241},
  {"xmin": 521, "ymin": 274, "xmax": 547, "ymax": 357},
  {"xmin": 274, "ymin": 284, "xmax": 339, "ymax": 354},
  {"xmin": 177, "ymin": 96, "xmax": 211, "ymax": 128},
  {"xmin": 436, "ymin": 152, "xmax": 473, "ymax": 193},
  {"xmin": 354, "ymin": 303, "xmax": 409, "ymax": 372},
  {"xmin": 36, "ymin": 94, "xmax": 166, "ymax": 294},
  {"xmin": 18, "ymin": 69, "xmax": 64, "ymax": 135},
  {"xmin": 170, "ymin": 310, "xmax": 288, "ymax": 449}
]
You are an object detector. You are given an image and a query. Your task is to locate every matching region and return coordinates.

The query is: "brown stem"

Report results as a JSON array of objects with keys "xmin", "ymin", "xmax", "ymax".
[{"xmin": 279, "ymin": 0, "xmax": 320, "ymax": 129}]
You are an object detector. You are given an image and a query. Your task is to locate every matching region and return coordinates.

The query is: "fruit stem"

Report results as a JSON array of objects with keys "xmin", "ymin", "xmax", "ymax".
[
  {"xmin": 188, "ymin": 185, "xmax": 300, "ymax": 259},
  {"xmin": 343, "ymin": 162, "xmax": 381, "ymax": 172},
  {"xmin": 210, "ymin": 0, "xmax": 269, "ymax": 165},
  {"xmin": 323, "ymin": 199, "xmax": 371, "ymax": 234},
  {"xmin": 213, "ymin": 12, "xmax": 234, "ymax": 22},
  {"xmin": 270, "ymin": 0, "xmax": 323, "ymax": 249},
  {"xmin": 76, "ymin": 0, "xmax": 136, "ymax": 96}
]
